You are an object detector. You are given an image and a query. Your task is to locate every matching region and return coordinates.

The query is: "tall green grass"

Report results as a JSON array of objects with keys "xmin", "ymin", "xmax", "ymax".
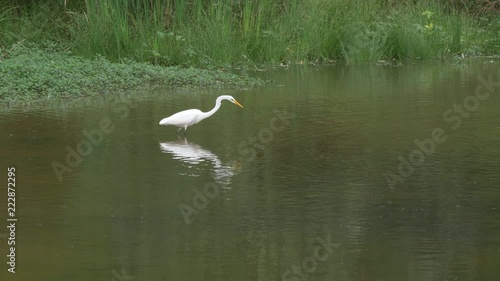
[
  {"xmin": 1, "ymin": 0, "xmax": 498, "ymax": 67},
  {"xmin": 0, "ymin": 2, "xmax": 68, "ymax": 48}
]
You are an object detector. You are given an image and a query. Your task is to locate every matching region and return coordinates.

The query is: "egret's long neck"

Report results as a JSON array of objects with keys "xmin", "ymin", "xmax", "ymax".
[{"xmin": 200, "ymin": 98, "xmax": 222, "ymax": 121}]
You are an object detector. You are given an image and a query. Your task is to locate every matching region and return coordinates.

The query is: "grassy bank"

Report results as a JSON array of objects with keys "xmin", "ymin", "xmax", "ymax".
[
  {"xmin": 1, "ymin": 0, "xmax": 499, "ymax": 66},
  {"xmin": 0, "ymin": 44, "xmax": 262, "ymax": 104},
  {"xmin": 0, "ymin": 0, "xmax": 499, "ymax": 103}
]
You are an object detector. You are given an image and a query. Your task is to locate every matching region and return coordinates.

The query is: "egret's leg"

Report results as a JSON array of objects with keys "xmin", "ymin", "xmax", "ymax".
[
  {"xmin": 176, "ymin": 128, "xmax": 182, "ymax": 134},
  {"xmin": 183, "ymin": 125, "xmax": 188, "ymax": 136}
]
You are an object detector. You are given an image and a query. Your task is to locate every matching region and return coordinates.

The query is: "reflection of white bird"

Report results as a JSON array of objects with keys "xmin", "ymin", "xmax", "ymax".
[
  {"xmin": 159, "ymin": 139, "xmax": 219, "ymax": 165},
  {"xmin": 159, "ymin": 139, "xmax": 237, "ymax": 185},
  {"xmin": 159, "ymin": 95, "xmax": 244, "ymax": 134}
]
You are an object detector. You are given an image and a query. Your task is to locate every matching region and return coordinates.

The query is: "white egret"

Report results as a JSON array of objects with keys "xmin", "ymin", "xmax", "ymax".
[{"xmin": 159, "ymin": 95, "xmax": 244, "ymax": 134}]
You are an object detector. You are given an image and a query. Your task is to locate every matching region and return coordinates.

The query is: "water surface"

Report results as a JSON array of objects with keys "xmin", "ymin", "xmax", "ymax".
[{"xmin": 1, "ymin": 60, "xmax": 500, "ymax": 281}]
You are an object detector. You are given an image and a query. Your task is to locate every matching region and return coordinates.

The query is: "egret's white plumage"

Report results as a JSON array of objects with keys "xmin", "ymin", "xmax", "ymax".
[{"xmin": 159, "ymin": 95, "xmax": 244, "ymax": 134}]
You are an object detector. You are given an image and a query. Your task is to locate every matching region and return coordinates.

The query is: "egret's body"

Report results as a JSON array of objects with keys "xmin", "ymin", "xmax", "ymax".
[{"xmin": 159, "ymin": 95, "xmax": 243, "ymax": 134}]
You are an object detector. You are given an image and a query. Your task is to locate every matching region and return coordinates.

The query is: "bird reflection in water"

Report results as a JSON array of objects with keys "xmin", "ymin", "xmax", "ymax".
[{"xmin": 159, "ymin": 138, "xmax": 241, "ymax": 186}]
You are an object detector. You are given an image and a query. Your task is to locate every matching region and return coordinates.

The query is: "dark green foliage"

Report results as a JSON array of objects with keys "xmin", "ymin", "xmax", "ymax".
[
  {"xmin": 0, "ymin": 44, "xmax": 262, "ymax": 103},
  {"xmin": 1, "ymin": 0, "xmax": 499, "ymax": 67}
]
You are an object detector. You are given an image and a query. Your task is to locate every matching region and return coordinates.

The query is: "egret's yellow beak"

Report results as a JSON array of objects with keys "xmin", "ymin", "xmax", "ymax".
[{"xmin": 233, "ymin": 99, "xmax": 244, "ymax": 109}]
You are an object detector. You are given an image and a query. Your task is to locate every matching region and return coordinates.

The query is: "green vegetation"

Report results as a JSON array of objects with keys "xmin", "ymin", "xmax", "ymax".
[
  {"xmin": 2, "ymin": 0, "xmax": 498, "ymax": 65},
  {"xmin": 0, "ymin": 43, "xmax": 261, "ymax": 103},
  {"xmin": 0, "ymin": 0, "xmax": 499, "ymax": 102}
]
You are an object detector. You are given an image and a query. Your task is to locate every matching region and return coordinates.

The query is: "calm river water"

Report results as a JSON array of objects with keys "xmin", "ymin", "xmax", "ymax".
[{"xmin": 1, "ymin": 60, "xmax": 499, "ymax": 281}]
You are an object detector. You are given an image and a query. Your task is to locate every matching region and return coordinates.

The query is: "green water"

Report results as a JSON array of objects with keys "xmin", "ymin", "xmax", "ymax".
[{"xmin": 1, "ymin": 60, "xmax": 500, "ymax": 281}]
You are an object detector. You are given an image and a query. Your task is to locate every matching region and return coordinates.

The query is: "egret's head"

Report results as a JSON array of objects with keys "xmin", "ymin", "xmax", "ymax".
[{"xmin": 222, "ymin": 95, "xmax": 244, "ymax": 109}]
